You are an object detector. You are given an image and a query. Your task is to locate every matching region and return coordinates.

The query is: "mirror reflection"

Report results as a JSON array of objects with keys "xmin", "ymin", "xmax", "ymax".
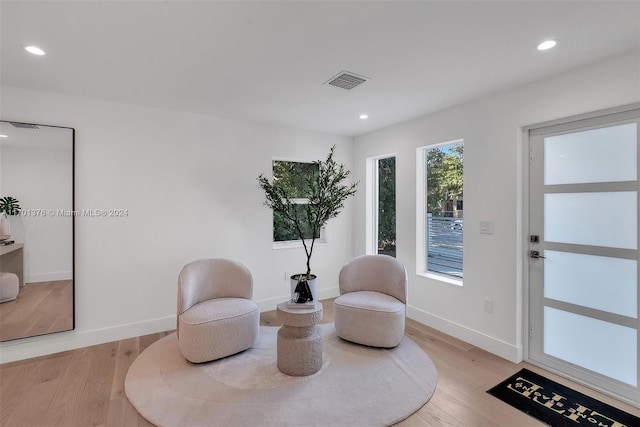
[{"xmin": 0, "ymin": 121, "xmax": 74, "ymax": 341}]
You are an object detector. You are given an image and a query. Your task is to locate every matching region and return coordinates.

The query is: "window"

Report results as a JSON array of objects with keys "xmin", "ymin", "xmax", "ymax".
[
  {"xmin": 367, "ymin": 155, "xmax": 396, "ymax": 256},
  {"xmin": 416, "ymin": 140, "xmax": 464, "ymax": 282},
  {"xmin": 377, "ymin": 157, "xmax": 396, "ymax": 257},
  {"xmin": 272, "ymin": 160, "xmax": 320, "ymax": 242}
]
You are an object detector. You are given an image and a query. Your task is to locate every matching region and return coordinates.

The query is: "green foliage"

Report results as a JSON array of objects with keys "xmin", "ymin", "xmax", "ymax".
[
  {"xmin": 0, "ymin": 196, "xmax": 21, "ymax": 216},
  {"xmin": 377, "ymin": 157, "xmax": 396, "ymax": 255},
  {"xmin": 273, "ymin": 206, "xmax": 317, "ymax": 241},
  {"xmin": 258, "ymin": 146, "xmax": 358, "ymax": 276},
  {"xmin": 272, "ymin": 161, "xmax": 319, "ymax": 199},
  {"xmin": 271, "ymin": 161, "xmax": 319, "ymax": 241},
  {"xmin": 426, "ymin": 144, "xmax": 463, "ymax": 216}
]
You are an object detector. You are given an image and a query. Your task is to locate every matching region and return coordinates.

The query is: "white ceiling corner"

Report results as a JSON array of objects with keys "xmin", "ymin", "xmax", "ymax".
[{"xmin": 1, "ymin": 1, "xmax": 639, "ymax": 137}]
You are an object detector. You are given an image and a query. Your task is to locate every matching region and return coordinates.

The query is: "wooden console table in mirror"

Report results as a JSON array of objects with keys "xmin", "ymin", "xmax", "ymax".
[{"xmin": 0, "ymin": 121, "xmax": 75, "ymax": 342}]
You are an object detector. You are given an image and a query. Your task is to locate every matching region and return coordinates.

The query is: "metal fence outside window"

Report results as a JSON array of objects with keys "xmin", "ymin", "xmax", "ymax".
[{"xmin": 427, "ymin": 215, "xmax": 463, "ymax": 278}]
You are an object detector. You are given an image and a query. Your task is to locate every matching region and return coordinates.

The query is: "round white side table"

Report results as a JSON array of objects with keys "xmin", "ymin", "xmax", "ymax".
[{"xmin": 276, "ymin": 302, "xmax": 323, "ymax": 376}]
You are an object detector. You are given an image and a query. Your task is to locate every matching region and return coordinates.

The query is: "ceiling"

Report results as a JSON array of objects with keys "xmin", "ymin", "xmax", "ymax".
[{"xmin": 1, "ymin": 1, "xmax": 639, "ymax": 137}]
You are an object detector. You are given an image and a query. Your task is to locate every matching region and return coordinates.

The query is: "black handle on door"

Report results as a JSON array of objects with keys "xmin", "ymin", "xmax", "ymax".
[{"xmin": 529, "ymin": 250, "xmax": 546, "ymax": 259}]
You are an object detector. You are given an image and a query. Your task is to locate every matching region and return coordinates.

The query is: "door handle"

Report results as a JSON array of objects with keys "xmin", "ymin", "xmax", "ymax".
[{"xmin": 529, "ymin": 250, "xmax": 546, "ymax": 259}]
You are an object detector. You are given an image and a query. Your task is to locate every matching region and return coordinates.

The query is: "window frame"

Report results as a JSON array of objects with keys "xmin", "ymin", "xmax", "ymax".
[
  {"xmin": 366, "ymin": 153, "xmax": 397, "ymax": 256},
  {"xmin": 416, "ymin": 139, "xmax": 464, "ymax": 285},
  {"xmin": 270, "ymin": 158, "xmax": 326, "ymax": 250}
]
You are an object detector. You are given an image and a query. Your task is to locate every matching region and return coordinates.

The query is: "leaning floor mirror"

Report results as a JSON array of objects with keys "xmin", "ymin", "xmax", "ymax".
[{"xmin": 0, "ymin": 120, "xmax": 74, "ymax": 341}]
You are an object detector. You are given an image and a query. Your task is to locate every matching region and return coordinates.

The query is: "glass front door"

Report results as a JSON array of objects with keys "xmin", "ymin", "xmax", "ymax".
[{"xmin": 528, "ymin": 108, "xmax": 640, "ymax": 405}]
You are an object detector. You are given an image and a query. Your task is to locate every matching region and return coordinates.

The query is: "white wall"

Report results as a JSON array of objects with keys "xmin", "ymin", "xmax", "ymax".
[
  {"xmin": 352, "ymin": 50, "xmax": 640, "ymax": 362},
  {"xmin": 2, "ymin": 51, "xmax": 637, "ymax": 364},
  {"xmin": 0, "ymin": 87, "xmax": 354, "ymax": 362},
  {"xmin": 1, "ymin": 145, "xmax": 73, "ymax": 282}
]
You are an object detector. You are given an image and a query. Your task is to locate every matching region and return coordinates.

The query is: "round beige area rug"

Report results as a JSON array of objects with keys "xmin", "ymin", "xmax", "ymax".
[{"xmin": 125, "ymin": 324, "xmax": 437, "ymax": 427}]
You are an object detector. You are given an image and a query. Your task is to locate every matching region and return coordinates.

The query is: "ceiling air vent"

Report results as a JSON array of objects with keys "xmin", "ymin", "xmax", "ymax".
[
  {"xmin": 10, "ymin": 122, "xmax": 39, "ymax": 129},
  {"xmin": 325, "ymin": 71, "xmax": 369, "ymax": 90}
]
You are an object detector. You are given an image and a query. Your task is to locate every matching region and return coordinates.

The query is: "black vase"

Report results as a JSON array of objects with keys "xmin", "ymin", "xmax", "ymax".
[{"xmin": 293, "ymin": 279, "xmax": 314, "ymax": 303}]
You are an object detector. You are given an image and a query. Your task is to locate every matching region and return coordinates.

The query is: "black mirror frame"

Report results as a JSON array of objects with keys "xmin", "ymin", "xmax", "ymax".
[{"xmin": 0, "ymin": 120, "xmax": 75, "ymax": 341}]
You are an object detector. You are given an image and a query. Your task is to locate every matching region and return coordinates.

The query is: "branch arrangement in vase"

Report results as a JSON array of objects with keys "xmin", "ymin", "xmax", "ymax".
[{"xmin": 258, "ymin": 145, "xmax": 358, "ymax": 290}]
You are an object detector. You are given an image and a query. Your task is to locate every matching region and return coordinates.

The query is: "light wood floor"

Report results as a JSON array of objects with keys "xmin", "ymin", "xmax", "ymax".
[
  {"xmin": 0, "ymin": 280, "xmax": 73, "ymax": 342},
  {"xmin": 1, "ymin": 298, "xmax": 639, "ymax": 426}
]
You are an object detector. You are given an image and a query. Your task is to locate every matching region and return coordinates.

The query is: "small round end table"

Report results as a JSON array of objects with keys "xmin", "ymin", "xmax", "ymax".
[{"xmin": 276, "ymin": 302, "xmax": 323, "ymax": 376}]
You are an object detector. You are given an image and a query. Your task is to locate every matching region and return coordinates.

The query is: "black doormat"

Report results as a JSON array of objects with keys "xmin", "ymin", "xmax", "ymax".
[{"xmin": 487, "ymin": 368, "xmax": 639, "ymax": 427}]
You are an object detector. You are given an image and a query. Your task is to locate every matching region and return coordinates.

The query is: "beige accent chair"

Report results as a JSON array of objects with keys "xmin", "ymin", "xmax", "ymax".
[
  {"xmin": 177, "ymin": 259, "xmax": 260, "ymax": 363},
  {"xmin": 334, "ymin": 254, "xmax": 408, "ymax": 348}
]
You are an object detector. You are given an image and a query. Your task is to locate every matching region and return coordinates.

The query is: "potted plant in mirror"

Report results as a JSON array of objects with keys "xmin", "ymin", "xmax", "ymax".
[
  {"xmin": 258, "ymin": 146, "xmax": 358, "ymax": 307},
  {"xmin": 0, "ymin": 196, "xmax": 21, "ymax": 242}
]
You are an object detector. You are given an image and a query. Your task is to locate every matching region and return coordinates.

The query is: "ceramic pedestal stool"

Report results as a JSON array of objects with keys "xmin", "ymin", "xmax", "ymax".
[{"xmin": 276, "ymin": 302, "xmax": 323, "ymax": 376}]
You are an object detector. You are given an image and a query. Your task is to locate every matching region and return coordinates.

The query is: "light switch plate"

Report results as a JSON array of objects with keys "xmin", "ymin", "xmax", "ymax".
[{"xmin": 479, "ymin": 220, "xmax": 494, "ymax": 234}]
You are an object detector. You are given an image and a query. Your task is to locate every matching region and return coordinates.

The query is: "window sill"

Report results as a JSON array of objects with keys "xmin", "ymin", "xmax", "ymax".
[
  {"xmin": 417, "ymin": 271, "xmax": 463, "ymax": 287},
  {"xmin": 273, "ymin": 239, "xmax": 327, "ymax": 250}
]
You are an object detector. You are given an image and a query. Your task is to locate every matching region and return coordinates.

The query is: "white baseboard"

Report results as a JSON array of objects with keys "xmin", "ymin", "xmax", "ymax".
[
  {"xmin": 407, "ymin": 305, "xmax": 523, "ymax": 363},
  {"xmin": 0, "ymin": 315, "xmax": 176, "ymax": 364},
  {"xmin": 0, "ymin": 289, "xmax": 343, "ymax": 364},
  {"xmin": 1, "ymin": 296, "xmax": 522, "ymax": 365},
  {"xmin": 25, "ymin": 271, "xmax": 73, "ymax": 283}
]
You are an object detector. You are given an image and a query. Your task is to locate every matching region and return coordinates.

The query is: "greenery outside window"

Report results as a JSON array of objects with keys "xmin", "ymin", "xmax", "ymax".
[
  {"xmin": 377, "ymin": 156, "xmax": 396, "ymax": 257},
  {"xmin": 272, "ymin": 160, "xmax": 321, "ymax": 242},
  {"xmin": 416, "ymin": 140, "xmax": 464, "ymax": 283}
]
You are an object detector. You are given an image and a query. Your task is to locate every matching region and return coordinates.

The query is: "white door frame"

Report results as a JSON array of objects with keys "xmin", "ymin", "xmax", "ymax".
[{"xmin": 522, "ymin": 102, "xmax": 640, "ymax": 408}]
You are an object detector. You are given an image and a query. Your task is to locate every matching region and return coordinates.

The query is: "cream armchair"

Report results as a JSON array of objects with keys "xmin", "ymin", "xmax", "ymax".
[
  {"xmin": 334, "ymin": 254, "xmax": 408, "ymax": 348},
  {"xmin": 177, "ymin": 259, "xmax": 260, "ymax": 363}
]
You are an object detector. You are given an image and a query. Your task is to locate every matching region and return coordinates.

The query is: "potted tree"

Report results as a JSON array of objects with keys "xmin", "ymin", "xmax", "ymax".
[
  {"xmin": 257, "ymin": 146, "xmax": 358, "ymax": 305},
  {"xmin": 0, "ymin": 196, "xmax": 21, "ymax": 241}
]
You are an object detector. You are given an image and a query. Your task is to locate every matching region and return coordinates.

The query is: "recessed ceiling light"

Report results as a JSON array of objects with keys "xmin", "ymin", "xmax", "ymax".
[
  {"xmin": 359, "ymin": 114, "xmax": 369, "ymax": 120},
  {"xmin": 25, "ymin": 46, "xmax": 45, "ymax": 56},
  {"xmin": 0, "ymin": 135, "xmax": 7, "ymax": 138},
  {"xmin": 537, "ymin": 40, "xmax": 557, "ymax": 51}
]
